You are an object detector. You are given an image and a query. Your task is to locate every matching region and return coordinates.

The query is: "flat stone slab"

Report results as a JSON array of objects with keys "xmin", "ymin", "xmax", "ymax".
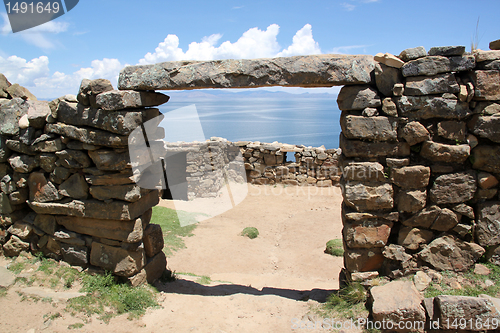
[{"xmin": 118, "ymin": 54, "xmax": 375, "ymax": 90}]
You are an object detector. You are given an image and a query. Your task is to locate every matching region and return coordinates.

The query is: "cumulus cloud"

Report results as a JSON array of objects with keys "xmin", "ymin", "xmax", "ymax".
[
  {"xmin": 139, "ymin": 24, "xmax": 320, "ymax": 65},
  {"xmin": 1, "ymin": 13, "xmax": 69, "ymax": 49},
  {"xmin": 0, "ymin": 55, "xmax": 50, "ymax": 85}
]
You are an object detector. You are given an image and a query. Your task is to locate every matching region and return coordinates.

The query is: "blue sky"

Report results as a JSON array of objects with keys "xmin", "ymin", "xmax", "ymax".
[{"xmin": 0, "ymin": 0, "xmax": 499, "ymax": 99}]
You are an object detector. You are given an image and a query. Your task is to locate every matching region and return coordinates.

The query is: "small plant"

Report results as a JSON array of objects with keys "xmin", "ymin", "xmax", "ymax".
[
  {"xmin": 197, "ymin": 275, "xmax": 212, "ymax": 285},
  {"xmin": 325, "ymin": 239, "xmax": 344, "ymax": 257},
  {"xmin": 410, "ymin": 144, "xmax": 422, "ymax": 153},
  {"xmin": 68, "ymin": 323, "xmax": 84, "ymax": 329},
  {"xmin": 8, "ymin": 261, "xmax": 25, "ymax": 274},
  {"xmin": 160, "ymin": 269, "xmax": 177, "ymax": 283},
  {"xmin": 241, "ymin": 227, "xmax": 259, "ymax": 239},
  {"xmin": 319, "ymin": 282, "xmax": 369, "ymax": 320},
  {"xmin": 471, "ymin": 17, "xmax": 481, "ymax": 52}
]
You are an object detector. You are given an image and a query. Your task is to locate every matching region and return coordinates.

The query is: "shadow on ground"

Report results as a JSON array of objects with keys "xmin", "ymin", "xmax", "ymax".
[{"xmin": 155, "ymin": 277, "xmax": 336, "ymax": 303}]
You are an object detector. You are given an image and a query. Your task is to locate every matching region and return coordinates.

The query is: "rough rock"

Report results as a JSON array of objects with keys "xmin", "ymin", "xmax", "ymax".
[
  {"xmin": 429, "ymin": 171, "xmax": 477, "ymax": 204},
  {"xmin": 28, "ymin": 172, "xmax": 62, "ymax": 203},
  {"xmin": 396, "ymin": 189, "xmax": 427, "ymax": 213},
  {"xmin": 88, "ymin": 149, "xmax": 130, "ymax": 171},
  {"xmin": 58, "ymin": 174, "xmax": 89, "ymax": 199},
  {"xmin": 0, "ymin": 266, "xmax": 16, "ymax": 288},
  {"xmin": 430, "ymin": 208, "xmax": 460, "ymax": 231},
  {"xmin": 475, "ymin": 50, "xmax": 500, "ymax": 62},
  {"xmin": 374, "ymin": 52, "xmax": 405, "ymax": 68},
  {"xmin": 420, "ymin": 141, "xmax": 470, "ymax": 163},
  {"xmin": 478, "ymin": 172, "xmax": 498, "ymax": 190},
  {"xmin": 340, "ymin": 115, "xmax": 397, "ymax": 141},
  {"xmin": 437, "ymin": 120, "xmax": 467, "ymax": 141},
  {"xmin": 396, "ymin": 96, "xmax": 471, "ymax": 119},
  {"xmin": 89, "ymin": 184, "xmax": 148, "ymax": 202},
  {"xmin": 428, "ymin": 46, "xmax": 465, "ymax": 56},
  {"xmin": 340, "ymin": 134, "xmax": 410, "ymax": 158},
  {"xmin": 60, "ymin": 244, "xmax": 88, "ymax": 266},
  {"xmin": 55, "ymin": 149, "xmax": 91, "ymax": 169},
  {"xmin": 90, "ymin": 242, "xmax": 145, "ymax": 277},
  {"xmin": 5, "ymin": 84, "xmax": 37, "ymax": 100},
  {"xmin": 401, "ymin": 55, "xmax": 475, "ymax": 77},
  {"xmin": 3, "ymin": 235, "xmax": 30, "ymax": 256},
  {"xmin": 434, "ymin": 295, "xmax": 500, "ymax": 330},
  {"xmin": 401, "ymin": 121, "xmax": 430, "ymax": 146},
  {"xmin": 472, "ymin": 145, "xmax": 500, "ymax": 173},
  {"xmin": 470, "ymin": 70, "xmax": 500, "ymax": 100},
  {"xmin": 0, "ymin": 98, "xmax": 29, "ymax": 136},
  {"xmin": 343, "ymin": 181, "xmax": 394, "ymax": 211},
  {"xmin": 404, "ymin": 73, "xmax": 459, "ymax": 96},
  {"xmin": 95, "ymin": 90, "xmax": 170, "ymax": 111},
  {"xmin": 381, "ymin": 97, "xmax": 398, "ymax": 117},
  {"xmin": 57, "ymin": 100, "xmax": 161, "ymax": 135},
  {"xmin": 143, "ymin": 224, "xmax": 164, "ymax": 257},
  {"xmin": 343, "ymin": 162, "xmax": 385, "ymax": 182},
  {"xmin": 343, "ymin": 220, "xmax": 393, "ymax": 248},
  {"xmin": 413, "ymin": 271, "xmax": 432, "ymax": 291},
  {"xmin": 468, "ymin": 114, "xmax": 500, "ymax": 143},
  {"xmin": 374, "ymin": 63, "xmax": 403, "ymax": 96},
  {"xmin": 7, "ymin": 221, "xmax": 33, "ymax": 240},
  {"xmin": 337, "ymin": 85, "xmax": 381, "ymax": 111},
  {"xmin": 398, "ymin": 227, "xmax": 434, "ymax": 250},
  {"xmin": 391, "ymin": 166, "xmax": 430, "ymax": 189},
  {"xmin": 29, "ymin": 190, "xmax": 159, "ymax": 220},
  {"xmin": 34, "ymin": 214, "xmax": 57, "ymax": 235},
  {"xmin": 118, "ymin": 54, "xmax": 376, "ymax": 90},
  {"xmin": 476, "ymin": 201, "xmax": 500, "ymax": 247},
  {"xmin": 490, "ymin": 39, "xmax": 500, "ymax": 50},
  {"xmin": 370, "ymin": 281, "xmax": 426, "ymax": 329},
  {"xmin": 85, "ymin": 171, "xmax": 136, "ymax": 186},
  {"xmin": 46, "ymin": 123, "xmax": 129, "ymax": 147},
  {"xmin": 418, "ymin": 236, "xmax": 484, "ymax": 271},
  {"xmin": 55, "ymin": 209, "xmax": 151, "ymax": 243},
  {"xmin": 27, "ymin": 100, "xmax": 50, "ymax": 128},
  {"xmin": 399, "ymin": 46, "xmax": 427, "ymax": 61},
  {"xmin": 383, "ymin": 244, "xmax": 412, "ymax": 262},
  {"xmin": 144, "ymin": 251, "xmax": 167, "ymax": 284},
  {"xmin": 343, "ymin": 247, "xmax": 384, "ymax": 272}
]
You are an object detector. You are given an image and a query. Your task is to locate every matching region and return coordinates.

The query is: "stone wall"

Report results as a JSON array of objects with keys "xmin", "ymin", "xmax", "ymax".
[
  {"xmin": 339, "ymin": 46, "xmax": 500, "ymax": 281},
  {"xmin": 0, "ymin": 75, "xmax": 169, "ymax": 286}
]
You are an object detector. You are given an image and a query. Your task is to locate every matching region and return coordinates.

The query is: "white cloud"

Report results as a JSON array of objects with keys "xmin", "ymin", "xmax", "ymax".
[
  {"xmin": 340, "ymin": 2, "xmax": 356, "ymax": 11},
  {"xmin": 330, "ymin": 44, "xmax": 371, "ymax": 54},
  {"xmin": 277, "ymin": 24, "xmax": 321, "ymax": 57},
  {"xmin": 1, "ymin": 13, "xmax": 69, "ymax": 49},
  {"xmin": 139, "ymin": 24, "xmax": 320, "ymax": 65},
  {"xmin": 0, "ymin": 55, "xmax": 50, "ymax": 85}
]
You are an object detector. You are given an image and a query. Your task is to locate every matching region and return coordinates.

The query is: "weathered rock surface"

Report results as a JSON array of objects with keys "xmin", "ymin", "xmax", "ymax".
[
  {"xmin": 391, "ymin": 166, "xmax": 430, "ymax": 189},
  {"xmin": 95, "ymin": 90, "xmax": 170, "ymax": 111},
  {"xmin": 118, "ymin": 55, "xmax": 376, "ymax": 90},
  {"xmin": 0, "ymin": 98, "xmax": 29, "ymax": 136},
  {"xmin": 143, "ymin": 224, "xmax": 164, "ymax": 257},
  {"xmin": 430, "ymin": 171, "xmax": 477, "ymax": 204},
  {"xmin": 472, "ymin": 145, "xmax": 500, "ymax": 173},
  {"xmin": 405, "ymin": 73, "xmax": 459, "ymax": 96},
  {"xmin": 401, "ymin": 55, "xmax": 475, "ymax": 77},
  {"xmin": 343, "ymin": 247, "xmax": 384, "ymax": 272},
  {"xmin": 418, "ymin": 236, "xmax": 484, "ymax": 271},
  {"xmin": 396, "ymin": 189, "xmax": 427, "ymax": 213},
  {"xmin": 343, "ymin": 162, "xmax": 385, "ymax": 182},
  {"xmin": 343, "ymin": 220, "xmax": 393, "ymax": 248},
  {"xmin": 343, "ymin": 181, "xmax": 394, "ymax": 211},
  {"xmin": 340, "ymin": 115, "xmax": 397, "ymax": 141},
  {"xmin": 59, "ymin": 174, "xmax": 89, "ymax": 199},
  {"xmin": 28, "ymin": 172, "xmax": 62, "ymax": 203},
  {"xmin": 374, "ymin": 63, "xmax": 403, "ymax": 96},
  {"xmin": 468, "ymin": 114, "xmax": 500, "ymax": 143},
  {"xmin": 396, "ymin": 96, "xmax": 471, "ymax": 119},
  {"xmin": 476, "ymin": 201, "xmax": 500, "ymax": 247},
  {"xmin": 60, "ymin": 244, "xmax": 88, "ymax": 266},
  {"xmin": 471, "ymin": 70, "xmax": 500, "ymax": 100},
  {"xmin": 5, "ymin": 84, "xmax": 37, "ymax": 101},
  {"xmin": 46, "ymin": 123, "xmax": 129, "ymax": 147},
  {"xmin": 420, "ymin": 141, "xmax": 470, "ymax": 163},
  {"xmin": 370, "ymin": 280, "xmax": 426, "ymax": 328},
  {"xmin": 401, "ymin": 121, "xmax": 430, "ymax": 146},
  {"xmin": 90, "ymin": 242, "xmax": 145, "ymax": 277},
  {"xmin": 88, "ymin": 149, "xmax": 130, "ymax": 171},
  {"xmin": 3, "ymin": 235, "xmax": 29, "ymax": 256},
  {"xmin": 89, "ymin": 184, "xmax": 149, "ymax": 202},
  {"xmin": 337, "ymin": 85, "xmax": 381, "ymax": 111},
  {"xmin": 399, "ymin": 46, "xmax": 427, "ymax": 61},
  {"xmin": 398, "ymin": 227, "xmax": 434, "ymax": 250},
  {"xmin": 437, "ymin": 120, "xmax": 467, "ymax": 141},
  {"xmin": 428, "ymin": 45, "xmax": 465, "ymax": 56},
  {"xmin": 340, "ymin": 134, "xmax": 410, "ymax": 158}
]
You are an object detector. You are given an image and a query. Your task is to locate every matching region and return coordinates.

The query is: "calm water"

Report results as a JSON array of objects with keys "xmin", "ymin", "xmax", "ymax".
[{"xmin": 158, "ymin": 95, "xmax": 341, "ymax": 149}]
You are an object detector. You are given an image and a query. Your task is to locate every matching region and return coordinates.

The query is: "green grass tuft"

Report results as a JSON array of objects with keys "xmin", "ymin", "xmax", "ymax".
[
  {"xmin": 150, "ymin": 206, "xmax": 202, "ymax": 256},
  {"xmin": 325, "ymin": 239, "xmax": 344, "ymax": 257},
  {"xmin": 241, "ymin": 227, "xmax": 259, "ymax": 239}
]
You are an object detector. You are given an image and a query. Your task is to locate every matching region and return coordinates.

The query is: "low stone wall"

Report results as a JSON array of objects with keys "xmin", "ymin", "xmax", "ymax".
[
  {"xmin": 0, "ymin": 75, "xmax": 168, "ymax": 285},
  {"xmin": 339, "ymin": 46, "xmax": 500, "ymax": 281}
]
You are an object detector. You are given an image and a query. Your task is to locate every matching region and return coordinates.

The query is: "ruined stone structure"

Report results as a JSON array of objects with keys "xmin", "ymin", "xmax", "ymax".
[{"xmin": 1, "ymin": 43, "xmax": 500, "ymax": 298}]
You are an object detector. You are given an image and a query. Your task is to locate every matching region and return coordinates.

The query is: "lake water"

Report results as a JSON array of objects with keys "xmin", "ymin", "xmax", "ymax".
[{"xmin": 158, "ymin": 94, "xmax": 341, "ymax": 149}]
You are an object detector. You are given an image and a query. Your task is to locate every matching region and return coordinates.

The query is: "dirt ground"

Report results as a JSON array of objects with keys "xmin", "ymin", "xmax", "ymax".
[{"xmin": 0, "ymin": 184, "xmax": 361, "ymax": 333}]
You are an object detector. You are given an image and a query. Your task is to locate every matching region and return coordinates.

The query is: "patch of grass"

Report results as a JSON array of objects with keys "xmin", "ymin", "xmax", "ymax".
[
  {"xmin": 241, "ymin": 227, "xmax": 259, "ymax": 239},
  {"xmin": 316, "ymin": 282, "xmax": 369, "ymax": 323},
  {"xmin": 0, "ymin": 288, "xmax": 7, "ymax": 298},
  {"xmin": 37, "ymin": 257, "xmax": 55, "ymax": 275},
  {"xmin": 325, "ymin": 239, "xmax": 344, "ymax": 257},
  {"xmin": 151, "ymin": 206, "xmax": 201, "ymax": 256},
  {"xmin": 8, "ymin": 261, "xmax": 25, "ymax": 274},
  {"xmin": 68, "ymin": 271, "xmax": 159, "ymax": 323},
  {"xmin": 159, "ymin": 269, "xmax": 177, "ymax": 283},
  {"xmin": 68, "ymin": 323, "xmax": 84, "ymax": 329},
  {"xmin": 196, "ymin": 275, "xmax": 212, "ymax": 285},
  {"xmin": 425, "ymin": 263, "xmax": 500, "ymax": 298}
]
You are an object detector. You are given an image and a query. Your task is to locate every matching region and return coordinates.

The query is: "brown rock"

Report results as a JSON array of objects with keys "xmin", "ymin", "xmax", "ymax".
[
  {"xmin": 418, "ymin": 235, "xmax": 484, "ymax": 271},
  {"xmin": 398, "ymin": 227, "xmax": 434, "ymax": 250},
  {"xmin": 396, "ymin": 189, "xmax": 427, "ymax": 213},
  {"xmin": 343, "ymin": 181, "xmax": 393, "ymax": 211},
  {"xmin": 34, "ymin": 215, "xmax": 57, "ymax": 235},
  {"xmin": 340, "ymin": 134, "xmax": 410, "ymax": 158},
  {"xmin": 343, "ymin": 247, "xmax": 384, "ymax": 272},
  {"xmin": 435, "ymin": 295, "xmax": 500, "ymax": 330},
  {"xmin": 401, "ymin": 121, "xmax": 430, "ymax": 146},
  {"xmin": 337, "ymin": 85, "xmax": 381, "ymax": 111},
  {"xmin": 476, "ymin": 201, "xmax": 500, "ymax": 247},
  {"xmin": 343, "ymin": 220, "xmax": 393, "ymax": 249},
  {"xmin": 343, "ymin": 162, "xmax": 385, "ymax": 182},
  {"xmin": 374, "ymin": 62, "xmax": 403, "ymax": 96},
  {"xmin": 59, "ymin": 174, "xmax": 89, "ymax": 199},
  {"xmin": 472, "ymin": 145, "xmax": 500, "ymax": 173},
  {"xmin": 90, "ymin": 242, "xmax": 145, "ymax": 277},
  {"xmin": 340, "ymin": 115, "xmax": 397, "ymax": 141},
  {"xmin": 7, "ymin": 221, "xmax": 33, "ymax": 240},
  {"xmin": 55, "ymin": 149, "xmax": 91, "ymax": 169},
  {"xmin": 5, "ymin": 84, "xmax": 37, "ymax": 100},
  {"xmin": 420, "ymin": 141, "xmax": 470, "ymax": 163},
  {"xmin": 89, "ymin": 185, "xmax": 149, "ymax": 202},
  {"xmin": 471, "ymin": 70, "xmax": 500, "ymax": 100},
  {"xmin": 55, "ymin": 209, "xmax": 151, "ymax": 243},
  {"xmin": 144, "ymin": 251, "xmax": 167, "ymax": 284},
  {"xmin": 474, "ymin": 263, "xmax": 491, "ymax": 275},
  {"xmin": 28, "ymin": 172, "xmax": 62, "ymax": 203},
  {"xmin": 478, "ymin": 172, "xmax": 499, "ymax": 189},
  {"xmin": 468, "ymin": 114, "xmax": 500, "ymax": 143},
  {"xmin": 490, "ymin": 39, "xmax": 500, "ymax": 50},
  {"xmin": 95, "ymin": 90, "xmax": 170, "ymax": 111},
  {"xmin": 46, "ymin": 123, "xmax": 129, "ymax": 147},
  {"xmin": 437, "ymin": 120, "xmax": 467, "ymax": 141},
  {"xmin": 88, "ymin": 149, "xmax": 130, "ymax": 171},
  {"xmin": 430, "ymin": 208, "xmax": 460, "ymax": 232},
  {"xmin": 143, "ymin": 224, "xmax": 164, "ymax": 257},
  {"xmin": 3, "ymin": 235, "xmax": 30, "ymax": 256},
  {"xmin": 402, "ymin": 205, "xmax": 441, "ymax": 229},
  {"xmin": 391, "ymin": 165, "xmax": 430, "ymax": 189},
  {"xmin": 370, "ymin": 281, "xmax": 426, "ymax": 329},
  {"xmin": 118, "ymin": 55, "xmax": 376, "ymax": 90},
  {"xmin": 405, "ymin": 73, "xmax": 459, "ymax": 96},
  {"xmin": 429, "ymin": 171, "xmax": 477, "ymax": 205}
]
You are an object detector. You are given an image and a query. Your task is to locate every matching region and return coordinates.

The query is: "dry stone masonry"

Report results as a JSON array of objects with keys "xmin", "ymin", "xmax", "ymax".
[{"xmin": 0, "ymin": 75, "xmax": 168, "ymax": 286}]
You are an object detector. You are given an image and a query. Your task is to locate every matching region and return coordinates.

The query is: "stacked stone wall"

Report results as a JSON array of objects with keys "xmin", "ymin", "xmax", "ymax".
[
  {"xmin": 0, "ymin": 75, "xmax": 168, "ymax": 285},
  {"xmin": 340, "ymin": 46, "xmax": 500, "ymax": 281}
]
